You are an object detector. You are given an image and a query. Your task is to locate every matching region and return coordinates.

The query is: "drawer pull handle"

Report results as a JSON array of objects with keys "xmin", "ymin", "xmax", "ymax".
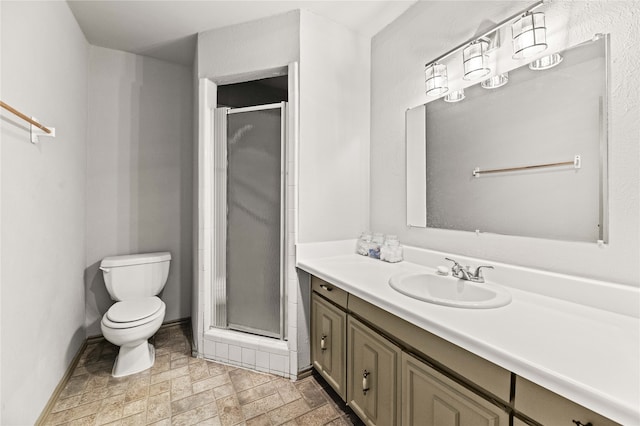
[
  {"xmin": 572, "ymin": 422, "xmax": 592, "ymax": 426},
  {"xmin": 320, "ymin": 284, "xmax": 333, "ymax": 291},
  {"xmin": 320, "ymin": 335, "xmax": 327, "ymax": 351},
  {"xmin": 362, "ymin": 370, "xmax": 371, "ymax": 395}
]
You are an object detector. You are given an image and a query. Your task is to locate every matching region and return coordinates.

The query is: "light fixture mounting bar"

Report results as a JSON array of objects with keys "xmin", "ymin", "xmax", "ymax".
[{"xmin": 424, "ymin": 0, "xmax": 545, "ymax": 67}]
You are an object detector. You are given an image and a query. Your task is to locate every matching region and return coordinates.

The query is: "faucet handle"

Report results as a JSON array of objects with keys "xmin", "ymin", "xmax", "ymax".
[
  {"xmin": 445, "ymin": 257, "xmax": 461, "ymax": 270},
  {"xmin": 473, "ymin": 265, "xmax": 494, "ymax": 279},
  {"xmin": 445, "ymin": 257, "xmax": 459, "ymax": 265}
]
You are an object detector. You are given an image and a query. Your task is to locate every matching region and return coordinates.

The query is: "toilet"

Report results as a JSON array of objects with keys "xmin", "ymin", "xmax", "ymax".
[{"xmin": 99, "ymin": 252, "xmax": 171, "ymax": 377}]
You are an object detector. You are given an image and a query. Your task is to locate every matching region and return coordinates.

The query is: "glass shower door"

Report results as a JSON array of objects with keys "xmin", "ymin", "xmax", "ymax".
[{"xmin": 225, "ymin": 103, "xmax": 285, "ymax": 338}]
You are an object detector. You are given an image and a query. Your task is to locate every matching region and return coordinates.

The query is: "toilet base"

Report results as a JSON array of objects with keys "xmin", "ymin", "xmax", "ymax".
[{"xmin": 112, "ymin": 341, "xmax": 155, "ymax": 377}]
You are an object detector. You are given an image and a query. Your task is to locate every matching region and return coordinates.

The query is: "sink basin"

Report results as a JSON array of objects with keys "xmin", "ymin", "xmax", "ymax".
[{"xmin": 389, "ymin": 272, "xmax": 512, "ymax": 309}]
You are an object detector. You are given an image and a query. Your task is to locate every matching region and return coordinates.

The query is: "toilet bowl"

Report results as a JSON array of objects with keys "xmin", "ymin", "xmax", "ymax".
[
  {"xmin": 99, "ymin": 252, "xmax": 171, "ymax": 377},
  {"xmin": 101, "ymin": 297, "xmax": 166, "ymax": 377}
]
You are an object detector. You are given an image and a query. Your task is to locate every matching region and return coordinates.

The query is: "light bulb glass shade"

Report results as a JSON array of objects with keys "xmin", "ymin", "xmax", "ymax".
[
  {"xmin": 425, "ymin": 63, "xmax": 448, "ymax": 96},
  {"xmin": 463, "ymin": 40, "xmax": 491, "ymax": 81},
  {"xmin": 481, "ymin": 73, "xmax": 509, "ymax": 89},
  {"xmin": 512, "ymin": 12, "xmax": 547, "ymax": 59},
  {"xmin": 529, "ymin": 53, "xmax": 564, "ymax": 70},
  {"xmin": 444, "ymin": 89, "xmax": 465, "ymax": 103}
]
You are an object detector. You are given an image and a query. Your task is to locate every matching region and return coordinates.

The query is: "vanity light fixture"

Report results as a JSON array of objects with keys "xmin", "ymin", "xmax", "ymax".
[
  {"xmin": 463, "ymin": 40, "xmax": 491, "ymax": 81},
  {"xmin": 512, "ymin": 11, "xmax": 548, "ymax": 59},
  {"xmin": 529, "ymin": 53, "xmax": 563, "ymax": 70},
  {"xmin": 481, "ymin": 73, "xmax": 509, "ymax": 89},
  {"xmin": 425, "ymin": 63, "xmax": 448, "ymax": 96},
  {"xmin": 422, "ymin": 1, "xmax": 544, "ymax": 96},
  {"xmin": 444, "ymin": 89, "xmax": 465, "ymax": 103}
]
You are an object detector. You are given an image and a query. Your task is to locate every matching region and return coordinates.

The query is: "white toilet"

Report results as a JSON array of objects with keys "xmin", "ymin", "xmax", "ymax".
[{"xmin": 99, "ymin": 252, "xmax": 171, "ymax": 377}]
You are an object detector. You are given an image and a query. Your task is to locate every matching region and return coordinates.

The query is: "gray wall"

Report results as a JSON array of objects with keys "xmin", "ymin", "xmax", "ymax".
[
  {"xmin": 298, "ymin": 10, "xmax": 371, "ymax": 243},
  {"xmin": 0, "ymin": 2, "xmax": 89, "ymax": 423},
  {"xmin": 371, "ymin": 1, "xmax": 640, "ymax": 286},
  {"xmin": 85, "ymin": 46, "xmax": 193, "ymax": 336}
]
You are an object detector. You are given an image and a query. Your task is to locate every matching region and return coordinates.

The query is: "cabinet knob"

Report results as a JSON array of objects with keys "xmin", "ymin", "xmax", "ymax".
[
  {"xmin": 320, "ymin": 335, "xmax": 327, "ymax": 351},
  {"xmin": 320, "ymin": 284, "xmax": 333, "ymax": 291},
  {"xmin": 362, "ymin": 370, "xmax": 371, "ymax": 395},
  {"xmin": 572, "ymin": 421, "xmax": 592, "ymax": 426}
]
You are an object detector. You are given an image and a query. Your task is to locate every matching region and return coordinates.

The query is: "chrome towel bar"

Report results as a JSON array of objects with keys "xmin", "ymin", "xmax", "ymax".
[{"xmin": 473, "ymin": 155, "xmax": 581, "ymax": 177}]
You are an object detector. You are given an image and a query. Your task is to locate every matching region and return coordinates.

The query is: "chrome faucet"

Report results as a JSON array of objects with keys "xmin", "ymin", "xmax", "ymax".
[{"xmin": 445, "ymin": 258, "xmax": 494, "ymax": 283}]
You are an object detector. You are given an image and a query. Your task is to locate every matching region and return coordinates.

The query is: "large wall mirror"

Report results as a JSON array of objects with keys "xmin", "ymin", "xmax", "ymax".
[{"xmin": 406, "ymin": 34, "xmax": 609, "ymax": 243}]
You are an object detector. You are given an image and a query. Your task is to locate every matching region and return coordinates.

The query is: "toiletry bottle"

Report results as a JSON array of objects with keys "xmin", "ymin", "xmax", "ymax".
[
  {"xmin": 356, "ymin": 231, "xmax": 372, "ymax": 256},
  {"xmin": 381, "ymin": 235, "xmax": 403, "ymax": 263},
  {"xmin": 369, "ymin": 233, "xmax": 384, "ymax": 259}
]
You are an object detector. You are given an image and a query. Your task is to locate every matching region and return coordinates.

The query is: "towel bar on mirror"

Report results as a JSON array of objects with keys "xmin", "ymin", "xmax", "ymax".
[{"xmin": 473, "ymin": 155, "xmax": 581, "ymax": 177}]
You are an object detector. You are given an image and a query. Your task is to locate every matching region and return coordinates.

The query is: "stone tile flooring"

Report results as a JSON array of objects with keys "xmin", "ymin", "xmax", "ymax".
[{"xmin": 43, "ymin": 323, "xmax": 364, "ymax": 425}]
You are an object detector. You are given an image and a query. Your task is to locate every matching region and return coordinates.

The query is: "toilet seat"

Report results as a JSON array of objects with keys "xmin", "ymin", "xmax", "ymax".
[{"xmin": 102, "ymin": 297, "xmax": 165, "ymax": 329}]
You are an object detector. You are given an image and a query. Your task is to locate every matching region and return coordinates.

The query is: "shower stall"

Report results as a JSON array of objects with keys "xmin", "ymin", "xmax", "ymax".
[{"xmin": 195, "ymin": 65, "xmax": 301, "ymax": 378}]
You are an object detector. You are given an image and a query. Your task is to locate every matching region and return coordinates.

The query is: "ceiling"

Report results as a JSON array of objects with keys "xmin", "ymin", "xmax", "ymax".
[{"xmin": 67, "ymin": 1, "xmax": 417, "ymax": 66}]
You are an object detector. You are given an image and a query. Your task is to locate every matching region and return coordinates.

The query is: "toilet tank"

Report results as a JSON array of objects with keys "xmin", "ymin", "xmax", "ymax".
[{"xmin": 100, "ymin": 252, "xmax": 171, "ymax": 301}]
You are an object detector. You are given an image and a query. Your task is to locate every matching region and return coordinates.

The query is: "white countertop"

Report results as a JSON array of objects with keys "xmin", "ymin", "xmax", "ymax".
[{"xmin": 296, "ymin": 241, "xmax": 640, "ymax": 425}]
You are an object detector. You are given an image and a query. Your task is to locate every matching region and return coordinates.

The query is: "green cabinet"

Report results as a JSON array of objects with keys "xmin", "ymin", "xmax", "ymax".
[
  {"xmin": 311, "ymin": 292, "xmax": 347, "ymax": 400},
  {"xmin": 347, "ymin": 316, "xmax": 402, "ymax": 426},
  {"xmin": 402, "ymin": 352, "xmax": 508, "ymax": 426}
]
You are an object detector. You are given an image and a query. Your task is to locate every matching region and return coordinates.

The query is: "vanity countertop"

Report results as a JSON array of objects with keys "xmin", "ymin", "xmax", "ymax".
[{"xmin": 296, "ymin": 242, "xmax": 640, "ymax": 425}]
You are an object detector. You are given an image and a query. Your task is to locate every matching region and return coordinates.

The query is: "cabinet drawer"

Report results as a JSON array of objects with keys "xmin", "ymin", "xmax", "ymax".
[
  {"xmin": 311, "ymin": 293, "xmax": 347, "ymax": 400},
  {"xmin": 402, "ymin": 352, "xmax": 509, "ymax": 426},
  {"xmin": 312, "ymin": 276, "xmax": 348, "ymax": 309},
  {"xmin": 515, "ymin": 376, "xmax": 620, "ymax": 426},
  {"xmin": 348, "ymin": 295, "xmax": 511, "ymax": 403}
]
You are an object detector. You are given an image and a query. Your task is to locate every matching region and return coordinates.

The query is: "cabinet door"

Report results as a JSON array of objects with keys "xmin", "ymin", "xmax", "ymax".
[
  {"xmin": 311, "ymin": 293, "xmax": 346, "ymax": 400},
  {"xmin": 347, "ymin": 316, "xmax": 401, "ymax": 426},
  {"xmin": 402, "ymin": 352, "xmax": 509, "ymax": 426}
]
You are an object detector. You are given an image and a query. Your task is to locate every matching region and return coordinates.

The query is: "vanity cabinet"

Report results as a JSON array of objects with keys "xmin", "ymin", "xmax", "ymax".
[
  {"xmin": 309, "ymin": 275, "xmax": 620, "ymax": 426},
  {"xmin": 311, "ymin": 292, "xmax": 347, "ymax": 400},
  {"xmin": 402, "ymin": 352, "xmax": 509, "ymax": 426},
  {"xmin": 347, "ymin": 316, "xmax": 401, "ymax": 426}
]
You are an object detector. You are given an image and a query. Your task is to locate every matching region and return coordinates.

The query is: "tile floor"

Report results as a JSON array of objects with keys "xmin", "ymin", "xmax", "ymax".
[{"xmin": 43, "ymin": 323, "xmax": 363, "ymax": 426}]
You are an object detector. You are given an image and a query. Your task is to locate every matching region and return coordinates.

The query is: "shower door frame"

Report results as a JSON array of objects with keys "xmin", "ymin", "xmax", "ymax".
[
  {"xmin": 195, "ymin": 63, "xmax": 300, "ymax": 377},
  {"xmin": 219, "ymin": 102, "xmax": 287, "ymax": 339}
]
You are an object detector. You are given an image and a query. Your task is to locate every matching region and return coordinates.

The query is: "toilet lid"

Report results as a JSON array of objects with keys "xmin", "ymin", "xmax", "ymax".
[{"xmin": 107, "ymin": 297, "xmax": 162, "ymax": 323}]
